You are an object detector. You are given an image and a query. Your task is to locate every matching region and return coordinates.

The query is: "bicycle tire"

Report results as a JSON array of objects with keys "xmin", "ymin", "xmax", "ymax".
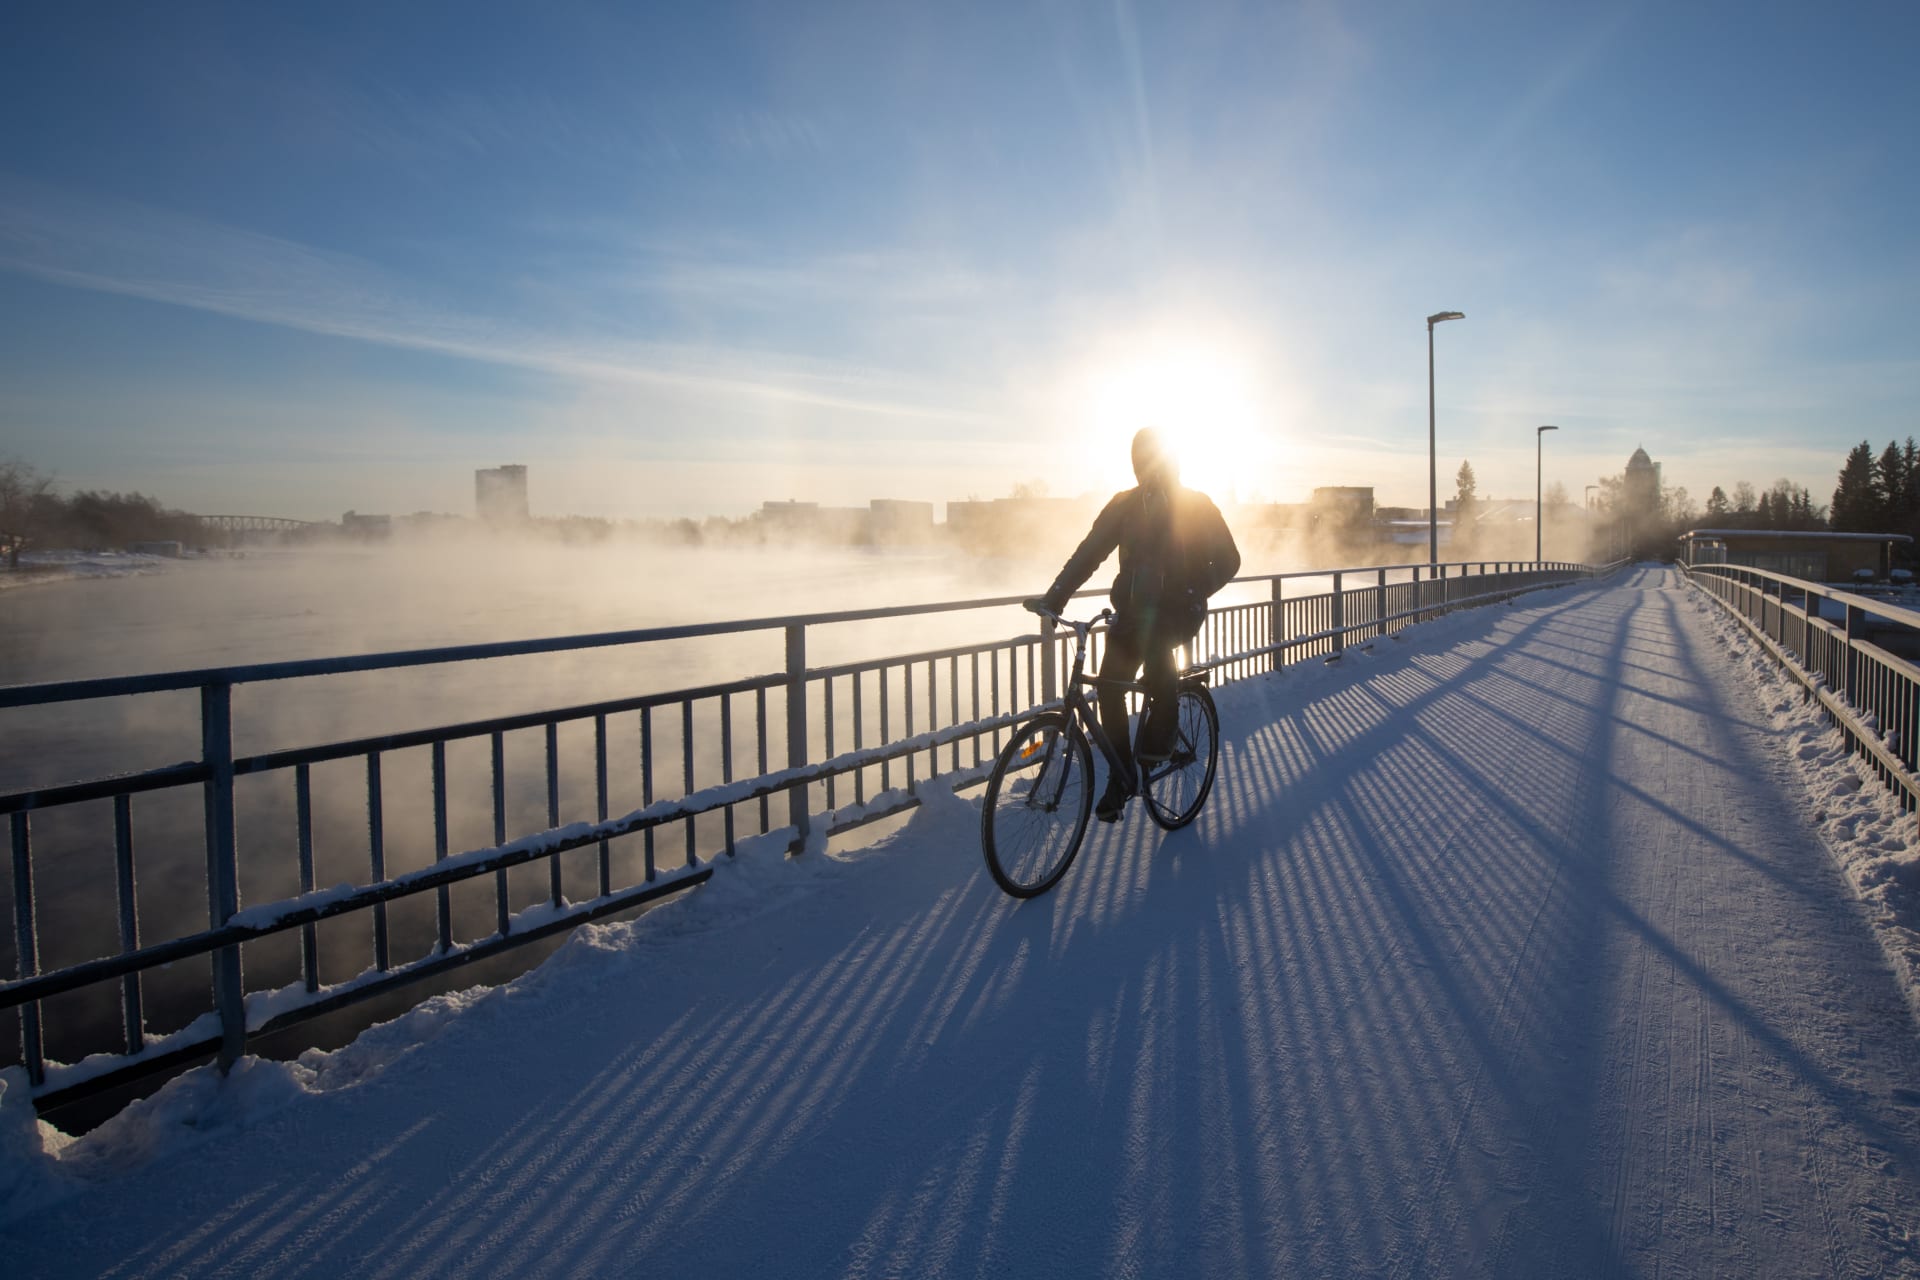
[
  {"xmin": 1142, "ymin": 681, "xmax": 1219, "ymax": 831},
  {"xmin": 981, "ymin": 712, "xmax": 1094, "ymax": 897}
]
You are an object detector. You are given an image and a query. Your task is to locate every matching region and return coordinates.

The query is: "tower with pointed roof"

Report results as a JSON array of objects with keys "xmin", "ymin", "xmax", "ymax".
[
  {"xmin": 1619, "ymin": 446, "xmax": 1663, "ymax": 559},
  {"xmin": 1624, "ymin": 446, "xmax": 1660, "ymax": 516}
]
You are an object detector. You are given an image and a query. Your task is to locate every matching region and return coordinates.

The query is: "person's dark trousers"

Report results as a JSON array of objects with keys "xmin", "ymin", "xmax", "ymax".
[{"xmin": 1096, "ymin": 621, "xmax": 1179, "ymax": 788}]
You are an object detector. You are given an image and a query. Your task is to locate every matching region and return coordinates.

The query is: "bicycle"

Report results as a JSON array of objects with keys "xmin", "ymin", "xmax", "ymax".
[{"xmin": 980, "ymin": 603, "xmax": 1221, "ymax": 898}]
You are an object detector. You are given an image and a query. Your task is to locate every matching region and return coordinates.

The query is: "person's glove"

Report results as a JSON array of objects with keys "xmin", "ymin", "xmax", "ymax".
[
  {"xmin": 1183, "ymin": 587, "xmax": 1209, "ymax": 630},
  {"xmin": 1025, "ymin": 592, "xmax": 1066, "ymax": 617}
]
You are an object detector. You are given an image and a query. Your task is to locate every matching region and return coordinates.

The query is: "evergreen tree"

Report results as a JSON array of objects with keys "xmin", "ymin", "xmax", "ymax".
[
  {"xmin": 1454, "ymin": 460, "xmax": 1478, "ymax": 521},
  {"xmin": 1788, "ymin": 487, "xmax": 1808, "ymax": 529},
  {"xmin": 1833, "ymin": 441, "xmax": 1878, "ymax": 531},
  {"xmin": 1706, "ymin": 486, "xmax": 1730, "ymax": 522},
  {"xmin": 1904, "ymin": 438, "xmax": 1920, "ymax": 535},
  {"xmin": 1876, "ymin": 440, "xmax": 1906, "ymax": 529}
]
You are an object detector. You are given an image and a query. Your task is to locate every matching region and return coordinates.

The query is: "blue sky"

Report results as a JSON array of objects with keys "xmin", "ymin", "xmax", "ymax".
[{"xmin": 2, "ymin": 0, "xmax": 1915, "ymax": 520}]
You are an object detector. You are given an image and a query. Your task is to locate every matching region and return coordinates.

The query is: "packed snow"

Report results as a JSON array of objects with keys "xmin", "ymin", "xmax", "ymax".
[
  {"xmin": 1683, "ymin": 582, "xmax": 1920, "ymax": 1028},
  {"xmin": 3, "ymin": 565, "xmax": 1918, "ymax": 1277}
]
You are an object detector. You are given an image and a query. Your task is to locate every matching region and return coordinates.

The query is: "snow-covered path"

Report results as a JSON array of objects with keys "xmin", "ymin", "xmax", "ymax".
[{"xmin": 5, "ymin": 566, "xmax": 1919, "ymax": 1277}]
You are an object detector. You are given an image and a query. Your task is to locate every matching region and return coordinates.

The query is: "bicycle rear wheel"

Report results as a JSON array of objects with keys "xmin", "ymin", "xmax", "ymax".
[
  {"xmin": 1142, "ymin": 681, "xmax": 1219, "ymax": 831},
  {"xmin": 981, "ymin": 712, "xmax": 1094, "ymax": 897}
]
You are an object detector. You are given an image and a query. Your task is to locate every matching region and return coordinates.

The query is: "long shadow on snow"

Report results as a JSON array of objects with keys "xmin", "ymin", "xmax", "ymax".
[{"xmin": 41, "ymin": 572, "xmax": 1918, "ymax": 1280}]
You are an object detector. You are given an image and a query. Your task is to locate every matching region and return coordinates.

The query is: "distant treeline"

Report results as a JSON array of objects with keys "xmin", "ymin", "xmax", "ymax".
[
  {"xmin": 1696, "ymin": 479, "xmax": 1824, "ymax": 532},
  {"xmin": 1, "ymin": 459, "xmax": 205, "ymax": 567},
  {"xmin": 41, "ymin": 490, "xmax": 204, "ymax": 550}
]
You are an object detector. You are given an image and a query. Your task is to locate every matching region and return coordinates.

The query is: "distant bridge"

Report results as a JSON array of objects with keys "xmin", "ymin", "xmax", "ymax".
[{"xmin": 191, "ymin": 514, "xmax": 318, "ymax": 535}]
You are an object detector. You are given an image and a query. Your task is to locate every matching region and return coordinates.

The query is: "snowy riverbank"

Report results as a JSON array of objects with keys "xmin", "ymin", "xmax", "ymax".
[{"xmin": 0, "ymin": 550, "xmax": 186, "ymax": 592}]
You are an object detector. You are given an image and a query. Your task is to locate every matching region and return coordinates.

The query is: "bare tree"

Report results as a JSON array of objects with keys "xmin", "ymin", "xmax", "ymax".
[
  {"xmin": 0, "ymin": 457, "xmax": 55, "ymax": 570},
  {"xmin": 1732, "ymin": 481, "xmax": 1757, "ymax": 523},
  {"xmin": 1663, "ymin": 485, "xmax": 1699, "ymax": 528}
]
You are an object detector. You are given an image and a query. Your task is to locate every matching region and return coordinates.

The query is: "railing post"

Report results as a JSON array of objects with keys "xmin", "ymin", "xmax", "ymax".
[
  {"xmin": 1845, "ymin": 601, "xmax": 1866, "ymax": 707},
  {"xmin": 1271, "ymin": 578, "xmax": 1285, "ymax": 670},
  {"xmin": 1330, "ymin": 571, "xmax": 1345, "ymax": 655},
  {"xmin": 1375, "ymin": 569, "xmax": 1387, "ymax": 640},
  {"xmin": 11, "ymin": 813, "xmax": 43, "ymax": 1086},
  {"xmin": 201, "ymin": 681, "xmax": 246, "ymax": 1073},
  {"xmin": 1040, "ymin": 616, "xmax": 1058, "ymax": 703},
  {"xmin": 785, "ymin": 623, "xmax": 811, "ymax": 854}
]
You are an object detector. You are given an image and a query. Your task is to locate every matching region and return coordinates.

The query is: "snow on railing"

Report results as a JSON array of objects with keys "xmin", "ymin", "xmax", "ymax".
[
  {"xmin": 1683, "ymin": 563, "xmax": 1920, "ymax": 817},
  {"xmin": 2, "ymin": 558, "xmax": 1595, "ymax": 1119}
]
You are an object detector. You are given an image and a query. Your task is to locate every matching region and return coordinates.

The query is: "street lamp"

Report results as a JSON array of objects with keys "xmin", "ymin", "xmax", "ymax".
[
  {"xmin": 1537, "ymin": 425, "xmax": 1559, "ymax": 562},
  {"xmin": 1427, "ymin": 311, "xmax": 1465, "ymax": 566}
]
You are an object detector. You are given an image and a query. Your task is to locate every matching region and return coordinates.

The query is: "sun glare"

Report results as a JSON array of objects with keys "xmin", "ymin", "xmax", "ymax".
[{"xmin": 1067, "ymin": 338, "xmax": 1278, "ymax": 502}]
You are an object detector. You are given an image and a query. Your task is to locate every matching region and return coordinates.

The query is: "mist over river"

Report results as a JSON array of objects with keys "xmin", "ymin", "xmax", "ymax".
[
  {"xmin": 0, "ymin": 541, "xmax": 1056, "ymax": 1081},
  {"xmin": 2, "ymin": 542, "xmax": 1048, "ymax": 789},
  {"xmin": 2, "ymin": 538, "xmax": 1301, "ymax": 1097}
]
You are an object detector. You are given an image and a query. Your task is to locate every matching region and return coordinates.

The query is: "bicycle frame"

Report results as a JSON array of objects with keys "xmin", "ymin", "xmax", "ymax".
[
  {"xmin": 1042, "ymin": 608, "xmax": 1181, "ymax": 791},
  {"xmin": 982, "ymin": 606, "xmax": 1221, "ymax": 895}
]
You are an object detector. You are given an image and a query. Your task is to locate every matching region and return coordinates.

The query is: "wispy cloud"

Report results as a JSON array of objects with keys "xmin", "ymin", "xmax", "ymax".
[
  {"xmin": 711, "ymin": 110, "xmax": 827, "ymax": 158},
  {"xmin": 0, "ymin": 179, "xmax": 998, "ymax": 429}
]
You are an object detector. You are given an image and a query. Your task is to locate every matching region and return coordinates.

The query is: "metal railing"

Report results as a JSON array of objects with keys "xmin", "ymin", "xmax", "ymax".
[
  {"xmin": 1683, "ymin": 562, "xmax": 1920, "ymax": 815},
  {"xmin": 2, "ymin": 557, "xmax": 1594, "ymax": 1118}
]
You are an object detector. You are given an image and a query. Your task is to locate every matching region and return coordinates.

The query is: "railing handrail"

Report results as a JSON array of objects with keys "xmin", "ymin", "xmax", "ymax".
[
  {"xmin": 1688, "ymin": 562, "xmax": 1920, "ymax": 627},
  {"xmin": 1681, "ymin": 560, "xmax": 1920, "ymax": 820},
  {"xmin": 0, "ymin": 559, "xmax": 1587, "ymax": 710},
  {"xmin": 3, "ymin": 555, "xmax": 1597, "ymax": 1117}
]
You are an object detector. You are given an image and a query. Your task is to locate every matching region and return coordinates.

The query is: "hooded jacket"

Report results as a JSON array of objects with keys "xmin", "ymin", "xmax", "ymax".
[{"xmin": 1045, "ymin": 481, "xmax": 1240, "ymax": 640}]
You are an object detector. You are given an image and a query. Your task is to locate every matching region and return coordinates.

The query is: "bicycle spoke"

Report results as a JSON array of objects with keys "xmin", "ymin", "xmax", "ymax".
[
  {"xmin": 981, "ymin": 713, "xmax": 1093, "ymax": 896},
  {"xmin": 1143, "ymin": 684, "xmax": 1218, "ymax": 831}
]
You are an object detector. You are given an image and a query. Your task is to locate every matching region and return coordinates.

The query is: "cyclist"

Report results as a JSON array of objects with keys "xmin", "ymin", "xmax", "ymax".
[{"xmin": 1028, "ymin": 427, "xmax": 1240, "ymax": 821}]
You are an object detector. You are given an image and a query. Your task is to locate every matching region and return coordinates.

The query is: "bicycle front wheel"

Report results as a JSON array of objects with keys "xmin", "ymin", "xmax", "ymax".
[
  {"xmin": 1142, "ymin": 681, "xmax": 1219, "ymax": 831},
  {"xmin": 981, "ymin": 712, "xmax": 1094, "ymax": 897}
]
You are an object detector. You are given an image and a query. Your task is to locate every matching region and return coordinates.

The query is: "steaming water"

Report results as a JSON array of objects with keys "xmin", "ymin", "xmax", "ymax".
[
  {"xmin": 2, "ymin": 539, "xmax": 1315, "ymax": 1108},
  {"xmin": 0, "ymin": 542, "xmax": 1056, "ymax": 1085}
]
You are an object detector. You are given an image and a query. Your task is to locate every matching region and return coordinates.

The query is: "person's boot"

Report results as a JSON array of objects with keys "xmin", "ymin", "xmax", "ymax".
[
  {"xmin": 1135, "ymin": 703, "xmax": 1178, "ymax": 764},
  {"xmin": 1095, "ymin": 775, "xmax": 1131, "ymax": 822}
]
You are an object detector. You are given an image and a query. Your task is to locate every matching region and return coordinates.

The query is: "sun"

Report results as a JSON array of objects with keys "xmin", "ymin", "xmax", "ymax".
[{"xmin": 1065, "ymin": 336, "xmax": 1278, "ymax": 501}]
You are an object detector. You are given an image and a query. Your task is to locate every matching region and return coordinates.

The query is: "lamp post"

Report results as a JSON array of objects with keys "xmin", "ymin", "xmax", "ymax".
[
  {"xmin": 1426, "ymin": 311, "xmax": 1465, "ymax": 566},
  {"xmin": 1536, "ymin": 425, "xmax": 1559, "ymax": 562}
]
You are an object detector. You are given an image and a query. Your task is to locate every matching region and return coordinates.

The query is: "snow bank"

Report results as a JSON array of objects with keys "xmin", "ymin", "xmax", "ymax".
[
  {"xmin": 1685, "ymin": 584, "xmax": 1920, "ymax": 1025},
  {"xmin": 0, "ymin": 550, "xmax": 181, "ymax": 592},
  {"xmin": 0, "ymin": 817, "xmax": 856, "ymax": 1224}
]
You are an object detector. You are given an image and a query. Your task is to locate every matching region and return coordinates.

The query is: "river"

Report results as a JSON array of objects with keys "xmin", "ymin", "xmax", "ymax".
[
  {"xmin": 3, "ymin": 536, "xmax": 1311, "ymax": 1120},
  {"xmin": 1, "ymin": 541, "xmax": 1053, "ymax": 1101}
]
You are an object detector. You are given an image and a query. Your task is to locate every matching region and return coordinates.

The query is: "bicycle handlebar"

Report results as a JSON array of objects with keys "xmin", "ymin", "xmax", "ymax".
[{"xmin": 1022, "ymin": 600, "xmax": 1113, "ymax": 632}]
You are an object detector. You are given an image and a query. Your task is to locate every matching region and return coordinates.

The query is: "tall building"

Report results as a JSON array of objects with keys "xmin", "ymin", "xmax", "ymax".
[
  {"xmin": 475, "ymin": 465, "xmax": 529, "ymax": 523},
  {"xmin": 1310, "ymin": 486, "xmax": 1374, "ymax": 522},
  {"xmin": 1619, "ymin": 446, "xmax": 1663, "ymax": 558},
  {"xmin": 1623, "ymin": 446, "xmax": 1661, "ymax": 515}
]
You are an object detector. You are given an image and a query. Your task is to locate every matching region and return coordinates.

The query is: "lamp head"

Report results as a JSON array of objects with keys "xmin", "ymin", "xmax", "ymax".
[
  {"xmin": 1538, "ymin": 424, "xmax": 1559, "ymax": 434},
  {"xmin": 1427, "ymin": 311, "xmax": 1465, "ymax": 326}
]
